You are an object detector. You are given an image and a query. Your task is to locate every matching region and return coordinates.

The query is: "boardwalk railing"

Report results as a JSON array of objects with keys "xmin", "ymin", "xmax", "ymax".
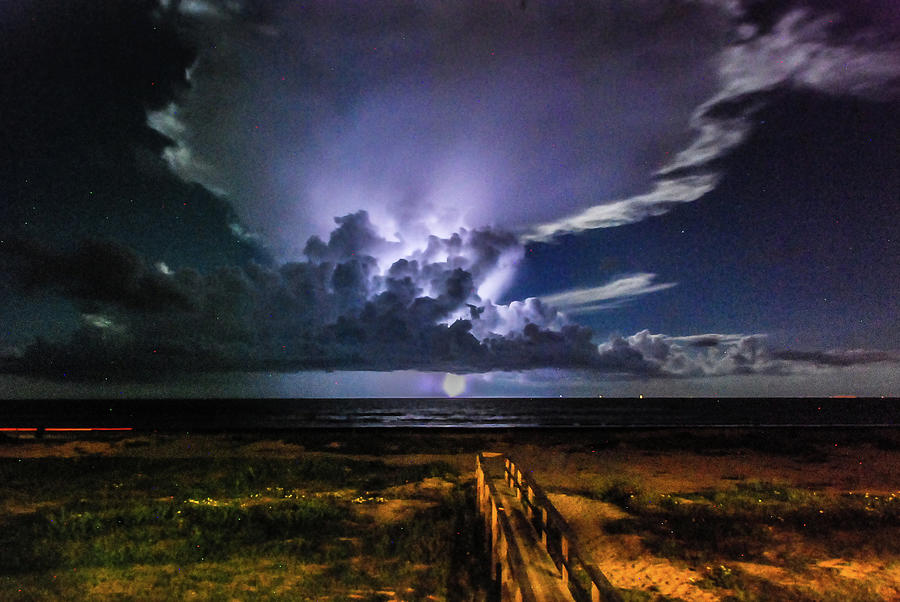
[
  {"xmin": 476, "ymin": 453, "xmax": 623, "ymax": 602},
  {"xmin": 476, "ymin": 453, "xmax": 546, "ymax": 602}
]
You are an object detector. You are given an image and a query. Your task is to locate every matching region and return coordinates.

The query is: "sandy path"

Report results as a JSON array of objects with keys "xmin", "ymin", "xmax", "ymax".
[{"xmin": 548, "ymin": 493, "xmax": 720, "ymax": 601}]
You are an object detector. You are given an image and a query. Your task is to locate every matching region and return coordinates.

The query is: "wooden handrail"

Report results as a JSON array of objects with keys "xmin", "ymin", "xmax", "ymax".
[
  {"xmin": 505, "ymin": 457, "xmax": 623, "ymax": 602},
  {"xmin": 477, "ymin": 454, "xmax": 541, "ymax": 602}
]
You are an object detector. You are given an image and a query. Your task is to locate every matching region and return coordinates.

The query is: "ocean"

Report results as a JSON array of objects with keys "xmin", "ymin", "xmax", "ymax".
[{"xmin": 1, "ymin": 398, "xmax": 896, "ymax": 430}]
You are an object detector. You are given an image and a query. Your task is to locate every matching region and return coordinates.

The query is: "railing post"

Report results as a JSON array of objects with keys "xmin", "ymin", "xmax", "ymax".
[
  {"xmin": 560, "ymin": 534, "xmax": 570, "ymax": 584},
  {"xmin": 491, "ymin": 499, "xmax": 499, "ymax": 552},
  {"xmin": 541, "ymin": 507, "xmax": 549, "ymax": 546},
  {"xmin": 511, "ymin": 467, "xmax": 520, "ymax": 499},
  {"xmin": 526, "ymin": 485, "xmax": 535, "ymax": 519},
  {"xmin": 484, "ymin": 476, "xmax": 491, "ymax": 543},
  {"xmin": 476, "ymin": 456, "xmax": 484, "ymax": 513},
  {"xmin": 490, "ymin": 500, "xmax": 499, "ymax": 580},
  {"xmin": 499, "ymin": 529, "xmax": 509, "ymax": 597}
]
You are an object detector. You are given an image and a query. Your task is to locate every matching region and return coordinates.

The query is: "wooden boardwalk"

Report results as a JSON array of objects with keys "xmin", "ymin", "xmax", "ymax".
[{"xmin": 476, "ymin": 453, "xmax": 623, "ymax": 602}]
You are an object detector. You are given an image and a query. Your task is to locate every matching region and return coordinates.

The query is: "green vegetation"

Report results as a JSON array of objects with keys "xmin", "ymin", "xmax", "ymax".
[
  {"xmin": 0, "ymin": 444, "xmax": 487, "ymax": 601},
  {"xmin": 615, "ymin": 588, "xmax": 685, "ymax": 602},
  {"xmin": 0, "ymin": 454, "xmax": 457, "ymax": 501},
  {"xmin": 691, "ymin": 562, "xmax": 885, "ymax": 602},
  {"xmin": 601, "ymin": 481, "xmax": 900, "ymax": 564},
  {"xmin": 585, "ymin": 475, "xmax": 655, "ymax": 512}
]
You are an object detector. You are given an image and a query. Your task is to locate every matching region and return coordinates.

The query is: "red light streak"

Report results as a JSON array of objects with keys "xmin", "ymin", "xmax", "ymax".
[
  {"xmin": 45, "ymin": 428, "xmax": 93, "ymax": 432},
  {"xmin": 1, "ymin": 427, "xmax": 133, "ymax": 432}
]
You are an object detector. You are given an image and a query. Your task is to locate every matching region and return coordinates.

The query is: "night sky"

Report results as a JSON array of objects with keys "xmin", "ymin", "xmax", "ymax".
[{"xmin": 1, "ymin": 0, "xmax": 898, "ymax": 397}]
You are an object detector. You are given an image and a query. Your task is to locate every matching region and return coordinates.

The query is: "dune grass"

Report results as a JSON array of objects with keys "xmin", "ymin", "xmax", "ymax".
[
  {"xmin": 0, "ymin": 448, "xmax": 487, "ymax": 600},
  {"xmin": 598, "ymin": 480, "xmax": 900, "ymax": 563}
]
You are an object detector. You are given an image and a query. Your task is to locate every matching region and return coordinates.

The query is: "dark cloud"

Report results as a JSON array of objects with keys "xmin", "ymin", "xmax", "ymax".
[
  {"xmin": 0, "ymin": 0, "xmax": 270, "ymax": 268},
  {"xmin": 1, "ymin": 214, "xmax": 590, "ymax": 378},
  {"xmin": 0, "ymin": 214, "xmax": 689, "ymax": 378},
  {"xmin": 773, "ymin": 349, "xmax": 899, "ymax": 367},
  {"xmin": 2, "ymin": 1, "xmax": 897, "ymax": 389},
  {"xmin": 4, "ymin": 239, "xmax": 195, "ymax": 312},
  {"xmin": 688, "ymin": 337, "xmax": 724, "ymax": 348},
  {"xmin": 8, "ymin": 211, "xmax": 894, "ymax": 381},
  {"xmin": 0, "ymin": 0, "xmax": 276, "ymax": 352}
]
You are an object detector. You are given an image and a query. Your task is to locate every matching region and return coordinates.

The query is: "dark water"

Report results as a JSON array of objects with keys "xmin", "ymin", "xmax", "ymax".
[{"xmin": 1, "ymin": 398, "xmax": 896, "ymax": 430}]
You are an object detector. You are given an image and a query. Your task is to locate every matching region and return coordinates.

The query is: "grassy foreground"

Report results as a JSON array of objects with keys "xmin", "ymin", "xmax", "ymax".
[
  {"xmin": 3, "ymin": 428, "xmax": 898, "ymax": 601},
  {"xmin": 0, "ymin": 433, "xmax": 488, "ymax": 601}
]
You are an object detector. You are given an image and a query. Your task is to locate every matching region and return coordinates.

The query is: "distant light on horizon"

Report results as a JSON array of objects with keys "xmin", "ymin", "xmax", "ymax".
[{"xmin": 443, "ymin": 373, "xmax": 466, "ymax": 397}]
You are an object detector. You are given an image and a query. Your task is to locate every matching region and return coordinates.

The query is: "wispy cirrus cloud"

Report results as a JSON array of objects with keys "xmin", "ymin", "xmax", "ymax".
[
  {"xmin": 539, "ymin": 273, "xmax": 676, "ymax": 315},
  {"xmin": 523, "ymin": 176, "xmax": 718, "ymax": 242},
  {"xmin": 525, "ymin": 4, "xmax": 900, "ymax": 241}
]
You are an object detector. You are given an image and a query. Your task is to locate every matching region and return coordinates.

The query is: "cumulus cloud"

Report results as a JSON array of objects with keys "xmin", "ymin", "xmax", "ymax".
[
  {"xmin": 4, "ymin": 220, "xmax": 898, "ymax": 381},
  {"xmin": 1, "ymin": 214, "xmax": 591, "ymax": 377},
  {"xmin": 7, "ymin": 212, "xmax": 894, "ymax": 381},
  {"xmin": 596, "ymin": 330, "xmax": 900, "ymax": 378},
  {"xmin": 468, "ymin": 298, "xmax": 566, "ymax": 339},
  {"xmin": 606, "ymin": 330, "xmax": 775, "ymax": 377}
]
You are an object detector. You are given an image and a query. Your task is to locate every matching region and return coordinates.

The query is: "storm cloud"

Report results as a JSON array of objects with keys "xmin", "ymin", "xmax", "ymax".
[
  {"xmin": 6, "ymin": 213, "xmax": 894, "ymax": 381},
  {"xmin": 2, "ymin": 0, "xmax": 897, "ymax": 388},
  {"xmin": 0, "ymin": 216, "xmax": 683, "ymax": 378},
  {"xmin": 149, "ymin": 1, "xmax": 900, "ymax": 251},
  {"xmin": 3, "ymin": 215, "xmax": 602, "ymax": 377},
  {"xmin": 149, "ymin": 0, "xmax": 732, "ymax": 255}
]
